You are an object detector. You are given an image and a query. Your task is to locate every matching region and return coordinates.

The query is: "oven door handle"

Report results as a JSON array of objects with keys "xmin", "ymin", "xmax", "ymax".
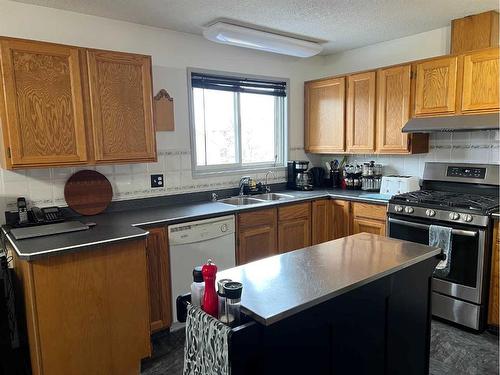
[{"xmin": 387, "ymin": 218, "xmax": 478, "ymax": 237}]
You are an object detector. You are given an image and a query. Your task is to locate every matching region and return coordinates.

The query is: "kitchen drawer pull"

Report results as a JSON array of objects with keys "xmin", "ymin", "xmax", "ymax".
[{"xmin": 388, "ymin": 218, "xmax": 478, "ymax": 237}]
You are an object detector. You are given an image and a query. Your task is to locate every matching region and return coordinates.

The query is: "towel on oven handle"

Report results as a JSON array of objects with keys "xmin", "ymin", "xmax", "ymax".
[
  {"xmin": 429, "ymin": 225, "xmax": 452, "ymax": 276},
  {"xmin": 183, "ymin": 304, "xmax": 232, "ymax": 375}
]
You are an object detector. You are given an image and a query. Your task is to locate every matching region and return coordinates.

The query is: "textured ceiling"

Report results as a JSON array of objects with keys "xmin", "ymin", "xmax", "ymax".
[{"xmin": 10, "ymin": 0, "xmax": 500, "ymax": 55}]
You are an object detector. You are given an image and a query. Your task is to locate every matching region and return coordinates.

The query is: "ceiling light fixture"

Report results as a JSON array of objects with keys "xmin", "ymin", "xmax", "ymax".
[{"xmin": 203, "ymin": 22, "xmax": 323, "ymax": 58}]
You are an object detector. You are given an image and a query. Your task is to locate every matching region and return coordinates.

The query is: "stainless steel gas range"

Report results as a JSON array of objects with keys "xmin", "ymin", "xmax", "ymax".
[{"xmin": 387, "ymin": 162, "xmax": 499, "ymax": 331}]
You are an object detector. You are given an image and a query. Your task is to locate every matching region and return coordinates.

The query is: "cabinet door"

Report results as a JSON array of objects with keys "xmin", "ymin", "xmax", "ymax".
[
  {"xmin": 346, "ymin": 72, "xmax": 376, "ymax": 153},
  {"xmin": 87, "ymin": 50, "xmax": 156, "ymax": 163},
  {"xmin": 376, "ymin": 65, "xmax": 411, "ymax": 153},
  {"xmin": 488, "ymin": 222, "xmax": 499, "ymax": 327},
  {"xmin": 462, "ymin": 49, "xmax": 499, "ymax": 113},
  {"xmin": 414, "ymin": 56, "xmax": 458, "ymax": 116},
  {"xmin": 238, "ymin": 209, "xmax": 277, "ymax": 265},
  {"xmin": 145, "ymin": 227, "xmax": 172, "ymax": 333},
  {"xmin": 305, "ymin": 77, "xmax": 345, "ymax": 153},
  {"xmin": 278, "ymin": 217, "xmax": 311, "ymax": 253},
  {"xmin": 0, "ymin": 39, "xmax": 88, "ymax": 167},
  {"xmin": 352, "ymin": 217, "xmax": 386, "ymax": 236},
  {"xmin": 312, "ymin": 199, "xmax": 332, "ymax": 245},
  {"xmin": 331, "ymin": 200, "xmax": 350, "ymax": 239}
]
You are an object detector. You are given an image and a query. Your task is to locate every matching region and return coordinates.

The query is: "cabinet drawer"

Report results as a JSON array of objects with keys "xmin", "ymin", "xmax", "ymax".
[
  {"xmin": 278, "ymin": 203, "xmax": 311, "ymax": 221},
  {"xmin": 352, "ymin": 202, "xmax": 387, "ymax": 221},
  {"xmin": 239, "ymin": 208, "xmax": 277, "ymax": 228}
]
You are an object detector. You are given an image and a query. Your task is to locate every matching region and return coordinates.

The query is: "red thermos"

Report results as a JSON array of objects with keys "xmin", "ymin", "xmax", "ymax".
[{"xmin": 202, "ymin": 259, "xmax": 218, "ymax": 318}]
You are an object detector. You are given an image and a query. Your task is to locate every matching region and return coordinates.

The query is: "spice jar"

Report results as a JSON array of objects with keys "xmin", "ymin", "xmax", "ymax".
[
  {"xmin": 223, "ymin": 281, "xmax": 243, "ymax": 326},
  {"xmin": 217, "ymin": 279, "xmax": 232, "ymax": 322}
]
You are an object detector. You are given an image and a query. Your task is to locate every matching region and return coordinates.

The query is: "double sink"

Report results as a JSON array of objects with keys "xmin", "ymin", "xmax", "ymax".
[{"xmin": 219, "ymin": 193, "xmax": 296, "ymax": 206}]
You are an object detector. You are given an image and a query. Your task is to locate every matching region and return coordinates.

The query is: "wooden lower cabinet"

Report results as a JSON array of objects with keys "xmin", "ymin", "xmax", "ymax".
[
  {"xmin": 312, "ymin": 199, "xmax": 332, "ymax": 245},
  {"xmin": 237, "ymin": 208, "xmax": 278, "ymax": 265},
  {"xmin": 145, "ymin": 226, "xmax": 172, "ymax": 333},
  {"xmin": 278, "ymin": 203, "xmax": 311, "ymax": 253},
  {"xmin": 11, "ymin": 239, "xmax": 151, "ymax": 375},
  {"xmin": 351, "ymin": 202, "xmax": 387, "ymax": 236},
  {"xmin": 352, "ymin": 217, "xmax": 387, "ymax": 236},
  {"xmin": 331, "ymin": 200, "xmax": 351, "ymax": 239},
  {"xmin": 488, "ymin": 221, "xmax": 499, "ymax": 327}
]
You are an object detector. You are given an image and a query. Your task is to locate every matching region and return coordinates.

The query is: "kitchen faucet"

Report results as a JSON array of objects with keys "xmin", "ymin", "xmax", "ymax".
[
  {"xmin": 264, "ymin": 170, "xmax": 276, "ymax": 192},
  {"xmin": 239, "ymin": 176, "xmax": 251, "ymax": 196}
]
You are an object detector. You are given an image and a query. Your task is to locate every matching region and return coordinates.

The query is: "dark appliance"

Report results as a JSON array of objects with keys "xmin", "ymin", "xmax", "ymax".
[
  {"xmin": 287, "ymin": 161, "xmax": 313, "ymax": 191},
  {"xmin": 387, "ymin": 162, "xmax": 499, "ymax": 331},
  {"xmin": 309, "ymin": 167, "xmax": 325, "ymax": 187}
]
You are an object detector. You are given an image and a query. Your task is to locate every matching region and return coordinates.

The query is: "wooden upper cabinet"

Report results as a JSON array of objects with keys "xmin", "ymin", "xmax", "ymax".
[
  {"xmin": 87, "ymin": 50, "xmax": 156, "ymax": 163},
  {"xmin": 145, "ymin": 227, "xmax": 172, "ymax": 333},
  {"xmin": 451, "ymin": 11, "xmax": 499, "ymax": 54},
  {"xmin": 461, "ymin": 49, "xmax": 499, "ymax": 113},
  {"xmin": 346, "ymin": 71, "xmax": 376, "ymax": 153},
  {"xmin": 376, "ymin": 65, "xmax": 411, "ymax": 153},
  {"xmin": 304, "ymin": 77, "xmax": 345, "ymax": 153},
  {"xmin": 414, "ymin": 56, "xmax": 458, "ymax": 116},
  {"xmin": 0, "ymin": 39, "xmax": 88, "ymax": 168}
]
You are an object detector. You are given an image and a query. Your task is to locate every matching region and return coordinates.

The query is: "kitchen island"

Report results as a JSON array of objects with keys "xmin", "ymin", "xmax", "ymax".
[{"xmin": 180, "ymin": 233, "xmax": 441, "ymax": 375}]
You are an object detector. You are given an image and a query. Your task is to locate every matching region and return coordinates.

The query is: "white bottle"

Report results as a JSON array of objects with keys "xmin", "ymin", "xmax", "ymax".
[{"xmin": 190, "ymin": 266, "xmax": 205, "ymax": 307}]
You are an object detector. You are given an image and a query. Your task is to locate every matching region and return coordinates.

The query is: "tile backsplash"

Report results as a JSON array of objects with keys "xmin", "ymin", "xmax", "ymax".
[
  {"xmin": 0, "ymin": 148, "xmax": 296, "ymax": 217},
  {"xmin": 321, "ymin": 131, "xmax": 500, "ymax": 178}
]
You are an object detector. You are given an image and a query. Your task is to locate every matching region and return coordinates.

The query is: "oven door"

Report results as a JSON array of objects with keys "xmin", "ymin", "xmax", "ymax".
[{"xmin": 387, "ymin": 216, "xmax": 486, "ymax": 304}]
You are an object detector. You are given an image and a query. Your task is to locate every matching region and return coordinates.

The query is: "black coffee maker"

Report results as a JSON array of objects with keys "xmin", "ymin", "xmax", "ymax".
[{"xmin": 287, "ymin": 161, "xmax": 313, "ymax": 190}]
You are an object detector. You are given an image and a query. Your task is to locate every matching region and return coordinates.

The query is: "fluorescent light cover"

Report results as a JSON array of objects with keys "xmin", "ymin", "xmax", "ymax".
[{"xmin": 203, "ymin": 22, "xmax": 322, "ymax": 58}]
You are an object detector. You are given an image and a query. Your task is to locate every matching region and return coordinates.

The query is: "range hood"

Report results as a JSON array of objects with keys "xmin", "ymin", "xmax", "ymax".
[{"xmin": 402, "ymin": 113, "xmax": 499, "ymax": 133}]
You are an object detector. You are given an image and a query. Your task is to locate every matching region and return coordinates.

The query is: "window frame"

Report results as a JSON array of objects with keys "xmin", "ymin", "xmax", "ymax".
[{"xmin": 187, "ymin": 68, "xmax": 289, "ymax": 177}]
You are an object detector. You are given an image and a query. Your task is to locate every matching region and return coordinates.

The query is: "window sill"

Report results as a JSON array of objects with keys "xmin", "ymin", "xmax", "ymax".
[{"xmin": 191, "ymin": 165, "xmax": 286, "ymax": 179}]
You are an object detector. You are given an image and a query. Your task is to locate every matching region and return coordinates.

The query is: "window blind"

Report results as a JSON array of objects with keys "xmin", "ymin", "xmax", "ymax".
[{"xmin": 191, "ymin": 73, "xmax": 287, "ymax": 97}]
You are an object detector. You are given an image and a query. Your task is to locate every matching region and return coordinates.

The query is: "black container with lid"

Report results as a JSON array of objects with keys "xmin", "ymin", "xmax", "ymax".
[{"xmin": 192, "ymin": 266, "xmax": 203, "ymax": 283}]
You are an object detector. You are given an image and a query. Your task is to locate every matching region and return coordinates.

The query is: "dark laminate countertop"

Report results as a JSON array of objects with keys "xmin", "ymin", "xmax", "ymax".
[
  {"xmin": 3, "ymin": 189, "xmax": 390, "ymax": 260},
  {"xmin": 218, "ymin": 233, "xmax": 441, "ymax": 326}
]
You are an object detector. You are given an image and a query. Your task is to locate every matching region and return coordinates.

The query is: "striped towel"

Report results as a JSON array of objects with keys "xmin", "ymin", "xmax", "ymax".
[{"xmin": 183, "ymin": 304, "xmax": 232, "ymax": 375}]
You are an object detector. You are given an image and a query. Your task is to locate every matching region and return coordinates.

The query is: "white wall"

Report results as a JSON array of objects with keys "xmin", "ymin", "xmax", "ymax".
[
  {"xmin": 0, "ymin": 0, "xmax": 323, "ymax": 215},
  {"xmin": 0, "ymin": 1, "xmax": 498, "ymax": 219},
  {"xmin": 315, "ymin": 26, "xmax": 500, "ymax": 177}
]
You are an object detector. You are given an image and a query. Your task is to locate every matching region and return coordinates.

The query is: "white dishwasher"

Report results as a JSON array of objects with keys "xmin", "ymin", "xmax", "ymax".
[{"xmin": 168, "ymin": 215, "xmax": 236, "ymax": 322}]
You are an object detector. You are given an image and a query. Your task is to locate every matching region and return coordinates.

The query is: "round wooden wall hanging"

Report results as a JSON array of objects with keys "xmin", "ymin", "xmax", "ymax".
[{"xmin": 64, "ymin": 170, "xmax": 113, "ymax": 216}]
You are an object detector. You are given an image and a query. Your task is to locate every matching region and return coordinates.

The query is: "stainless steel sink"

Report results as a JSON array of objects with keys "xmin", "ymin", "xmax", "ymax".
[
  {"xmin": 218, "ymin": 197, "xmax": 266, "ymax": 206},
  {"xmin": 252, "ymin": 193, "xmax": 295, "ymax": 201}
]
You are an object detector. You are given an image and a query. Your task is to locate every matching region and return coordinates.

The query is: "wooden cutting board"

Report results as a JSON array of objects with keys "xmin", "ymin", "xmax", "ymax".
[{"xmin": 64, "ymin": 170, "xmax": 113, "ymax": 216}]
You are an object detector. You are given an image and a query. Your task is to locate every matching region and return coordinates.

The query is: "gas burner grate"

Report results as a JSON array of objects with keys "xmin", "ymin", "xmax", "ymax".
[{"xmin": 392, "ymin": 190, "xmax": 499, "ymax": 213}]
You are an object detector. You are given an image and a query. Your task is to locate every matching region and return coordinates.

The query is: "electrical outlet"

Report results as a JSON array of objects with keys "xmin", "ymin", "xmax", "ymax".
[{"xmin": 150, "ymin": 174, "xmax": 164, "ymax": 188}]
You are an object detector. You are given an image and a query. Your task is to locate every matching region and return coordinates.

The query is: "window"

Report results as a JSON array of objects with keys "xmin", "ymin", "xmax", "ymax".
[{"xmin": 189, "ymin": 70, "xmax": 287, "ymax": 175}]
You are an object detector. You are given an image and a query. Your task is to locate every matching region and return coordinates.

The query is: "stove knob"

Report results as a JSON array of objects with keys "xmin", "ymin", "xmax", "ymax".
[
  {"xmin": 449, "ymin": 212, "xmax": 460, "ymax": 220},
  {"xmin": 464, "ymin": 214, "xmax": 473, "ymax": 222},
  {"xmin": 426, "ymin": 209, "xmax": 436, "ymax": 217},
  {"xmin": 395, "ymin": 205, "xmax": 403, "ymax": 213},
  {"xmin": 404, "ymin": 206, "xmax": 414, "ymax": 214}
]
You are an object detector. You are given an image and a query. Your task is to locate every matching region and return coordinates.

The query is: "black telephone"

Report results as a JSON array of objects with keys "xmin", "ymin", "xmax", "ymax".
[
  {"xmin": 31, "ymin": 206, "xmax": 64, "ymax": 224},
  {"xmin": 15, "ymin": 197, "xmax": 64, "ymax": 226}
]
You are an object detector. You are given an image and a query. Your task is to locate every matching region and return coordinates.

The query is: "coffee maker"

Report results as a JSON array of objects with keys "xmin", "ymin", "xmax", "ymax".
[{"xmin": 287, "ymin": 161, "xmax": 313, "ymax": 191}]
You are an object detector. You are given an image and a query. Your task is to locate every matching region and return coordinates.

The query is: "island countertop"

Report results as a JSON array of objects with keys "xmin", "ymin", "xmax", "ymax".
[{"xmin": 218, "ymin": 233, "xmax": 441, "ymax": 326}]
